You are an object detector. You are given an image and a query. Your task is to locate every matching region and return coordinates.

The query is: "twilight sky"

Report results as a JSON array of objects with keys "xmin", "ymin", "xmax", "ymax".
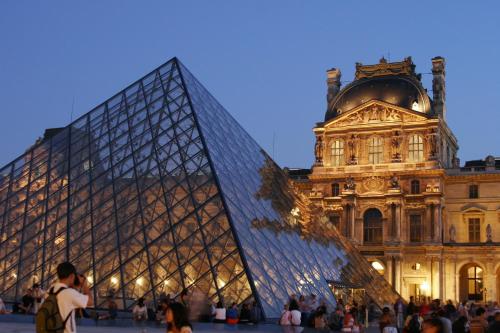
[{"xmin": 0, "ymin": 1, "xmax": 499, "ymax": 168}]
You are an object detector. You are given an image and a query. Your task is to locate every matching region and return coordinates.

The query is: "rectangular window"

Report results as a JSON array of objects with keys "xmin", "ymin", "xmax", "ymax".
[
  {"xmin": 468, "ymin": 218, "xmax": 480, "ymax": 242},
  {"xmin": 368, "ymin": 137, "xmax": 383, "ymax": 164},
  {"xmin": 332, "ymin": 183, "xmax": 340, "ymax": 197},
  {"xmin": 409, "ymin": 214, "xmax": 422, "ymax": 243},
  {"xmin": 469, "ymin": 185, "xmax": 479, "ymax": 199},
  {"xmin": 331, "ymin": 140, "xmax": 344, "ymax": 166}
]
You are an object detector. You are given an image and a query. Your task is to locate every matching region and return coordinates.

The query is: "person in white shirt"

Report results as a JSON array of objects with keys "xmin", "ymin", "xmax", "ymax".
[
  {"xmin": 213, "ymin": 301, "xmax": 226, "ymax": 323},
  {"xmin": 132, "ymin": 297, "xmax": 148, "ymax": 321},
  {"xmin": 52, "ymin": 262, "xmax": 93, "ymax": 333},
  {"xmin": 280, "ymin": 300, "xmax": 301, "ymax": 326}
]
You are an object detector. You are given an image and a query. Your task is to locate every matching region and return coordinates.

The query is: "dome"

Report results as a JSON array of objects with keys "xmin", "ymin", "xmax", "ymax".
[{"xmin": 325, "ymin": 75, "xmax": 432, "ymax": 121}]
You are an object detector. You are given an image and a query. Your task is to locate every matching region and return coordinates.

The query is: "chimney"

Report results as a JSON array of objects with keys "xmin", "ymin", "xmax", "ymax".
[
  {"xmin": 432, "ymin": 56, "xmax": 446, "ymax": 118},
  {"xmin": 326, "ymin": 68, "xmax": 342, "ymax": 111}
]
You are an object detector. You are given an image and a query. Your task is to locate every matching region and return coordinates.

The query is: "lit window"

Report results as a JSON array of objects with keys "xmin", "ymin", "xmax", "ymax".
[
  {"xmin": 368, "ymin": 137, "xmax": 383, "ymax": 164},
  {"xmin": 468, "ymin": 218, "xmax": 480, "ymax": 242},
  {"xmin": 331, "ymin": 140, "xmax": 344, "ymax": 166},
  {"xmin": 371, "ymin": 261, "xmax": 385, "ymax": 275},
  {"xmin": 408, "ymin": 134, "xmax": 423, "ymax": 162}
]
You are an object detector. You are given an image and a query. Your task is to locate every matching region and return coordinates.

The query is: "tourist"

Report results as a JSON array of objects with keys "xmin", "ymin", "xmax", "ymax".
[
  {"xmin": 457, "ymin": 301, "xmax": 469, "ymax": 320},
  {"xmin": 436, "ymin": 309, "xmax": 452, "ymax": 333},
  {"xmin": 166, "ymin": 302, "xmax": 192, "ymax": 333},
  {"xmin": 420, "ymin": 299, "xmax": 431, "ymax": 318},
  {"xmin": 132, "ymin": 297, "xmax": 148, "ymax": 322},
  {"xmin": 279, "ymin": 299, "xmax": 301, "ymax": 327},
  {"xmin": 45, "ymin": 262, "xmax": 93, "ymax": 333},
  {"xmin": 226, "ymin": 302, "xmax": 238, "ymax": 324},
  {"xmin": 422, "ymin": 318, "xmax": 444, "ymax": 333},
  {"xmin": 394, "ymin": 297, "xmax": 404, "ymax": 329},
  {"xmin": 406, "ymin": 296, "xmax": 416, "ymax": 317},
  {"xmin": 156, "ymin": 298, "xmax": 170, "ymax": 323},
  {"xmin": 249, "ymin": 300, "xmax": 261, "ymax": 324},
  {"xmin": 98, "ymin": 297, "xmax": 118, "ymax": 320},
  {"xmin": 469, "ymin": 307, "xmax": 489, "ymax": 333},
  {"xmin": 238, "ymin": 303, "xmax": 251, "ymax": 324},
  {"xmin": 0, "ymin": 296, "xmax": 7, "ymax": 314},
  {"xmin": 444, "ymin": 299, "xmax": 457, "ymax": 320},
  {"xmin": 19, "ymin": 288, "xmax": 34, "ymax": 314},
  {"xmin": 404, "ymin": 308, "xmax": 422, "ymax": 333},
  {"xmin": 328, "ymin": 307, "xmax": 343, "ymax": 331},
  {"xmin": 451, "ymin": 316, "xmax": 468, "ymax": 333},
  {"xmin": 487, "ymin": 311, "xmax": 500, "ymax": 333},
  {"xmin": 213, "ymin": 301, "xmax": 226, "ymax": 323},
  {"xmin": 378, "ymin": 307, "xmax": 395, "ymax": 333},
  {"xmin": 313, "ymin": 309, "xmax": 327, "ymax": 330},
  {"xmin": 32, "ymin": 283, "xmax": 45, "ymax": 314}
]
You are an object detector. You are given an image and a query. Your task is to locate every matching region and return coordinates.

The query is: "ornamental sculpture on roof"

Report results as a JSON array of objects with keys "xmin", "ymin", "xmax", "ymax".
[{"xmin": 355, "ymin": 56, "xmax": 419, "ymax": 80}]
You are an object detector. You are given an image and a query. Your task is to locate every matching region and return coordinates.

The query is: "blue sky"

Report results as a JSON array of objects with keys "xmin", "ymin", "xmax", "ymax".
[{"xmin": 0, "ymin": 1, "xmax": 499, "ymax": 168}]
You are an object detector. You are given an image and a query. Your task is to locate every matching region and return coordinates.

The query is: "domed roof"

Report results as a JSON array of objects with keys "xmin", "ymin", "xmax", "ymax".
[{"xmin": 324, "ymin": 58, "xmax": 433, "ymax": 122}]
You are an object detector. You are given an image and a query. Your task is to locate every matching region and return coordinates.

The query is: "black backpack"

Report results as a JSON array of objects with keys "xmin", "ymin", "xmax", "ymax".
[{"xmin": 35, "ymin": 287, "xmax": 72, "ymax": 333}]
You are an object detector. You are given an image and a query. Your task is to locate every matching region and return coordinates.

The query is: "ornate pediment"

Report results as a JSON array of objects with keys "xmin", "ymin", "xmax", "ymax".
[{"xmin": 324, "ymin": 101, "xmax": 428, "ymax": 128}]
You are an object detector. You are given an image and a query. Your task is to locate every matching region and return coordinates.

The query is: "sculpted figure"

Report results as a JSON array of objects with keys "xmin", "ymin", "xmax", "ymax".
[
  {"xmin": 347, "ymin": 134, "xmax": 358, "ymax": 164},
  {"xmin": 389, "ymin": 175, "xmax": 399, "ymax": 189},
  {"xmin": 486, "ymin": 224, "xmax": 492, "ymax": 242},
  {"xmin": 344, "ymin": 176, "xmax": 356, "ymax": 191},
  {"xmin": 449, "ymin": 224, "xmax": 456, "ymax": 242},
  {"xmin": 391, "ymin": 131, "xmax": 402, "ymax": 161},
  {"xmin": 314, "ymin": 136, "xmax": 323, "ymax": 164}
]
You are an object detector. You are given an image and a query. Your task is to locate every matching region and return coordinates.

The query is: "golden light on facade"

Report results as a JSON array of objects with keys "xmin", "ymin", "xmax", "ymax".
[
  {"xmin": 110, "ymin": 276, "xmax": 118, "ymax": 285},
  {"xmin": 87, "ymin": 276, "xmax": 94, "ymax": 284}
]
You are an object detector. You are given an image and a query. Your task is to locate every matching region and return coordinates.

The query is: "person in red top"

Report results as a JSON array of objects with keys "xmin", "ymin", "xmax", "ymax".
[{"xmin": 419, "ymin": 299, "xmax": 431, "ymax": 318}]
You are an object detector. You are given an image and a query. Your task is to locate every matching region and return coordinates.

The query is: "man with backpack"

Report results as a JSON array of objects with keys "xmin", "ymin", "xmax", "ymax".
[{"xmin": 36, "ymin": 262, "xmax": 93, "ymax": 333}]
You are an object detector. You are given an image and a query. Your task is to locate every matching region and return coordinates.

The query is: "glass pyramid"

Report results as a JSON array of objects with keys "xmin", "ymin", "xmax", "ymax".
[{"xmin": 0, "ymin": 58, "xmax": 398, "ymax": 319}]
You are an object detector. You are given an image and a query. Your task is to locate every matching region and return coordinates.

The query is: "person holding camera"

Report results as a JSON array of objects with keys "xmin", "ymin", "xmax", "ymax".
[{"xmin": 52, "ymin": 262, "xmax": 93, "ymax": 333}]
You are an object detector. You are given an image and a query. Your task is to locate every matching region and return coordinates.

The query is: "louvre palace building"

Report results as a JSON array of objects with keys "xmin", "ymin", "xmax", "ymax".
[{"xmin": 288, "ymin": 56, "xmax": 500, "ymax": 304}]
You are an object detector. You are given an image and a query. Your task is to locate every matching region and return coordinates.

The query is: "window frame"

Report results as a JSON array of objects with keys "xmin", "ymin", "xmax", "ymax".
[
  {"xmin": 409, "ymin": 214, "xmax": 422, "ymax": 243},
  {"xmin": 410, "ymin": 180, "xmax": 420, "ymax": 194},
  {"xmin": 368, "ymin": 137, "xmax": 383, "ymax": 164},
  {"xmin": 330, "ymin": 139, "xmax": 344, "ymax": 166},
  {"xmin": 332, "ymin": 183, "xmax": 340, "ymax": 197},
  {"xmin": 468, "ymin": 218, "xmax": 481, "ymax": 242},
  {"xmin": 408, "ymin": 134, "xmax": 424, "ymax": 162},
  {"xmin": 469, "ymin": 184, "xmax": 479, "ymax": 199}
]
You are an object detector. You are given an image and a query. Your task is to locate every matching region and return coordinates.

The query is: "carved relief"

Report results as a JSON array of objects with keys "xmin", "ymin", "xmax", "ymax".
[
  {"xmin": 314, "ymin": 136, "xmax": 324, "ymax": 165},
  {"xmin": 391, "ymin": 131, "xmax": 402, "ymax": 162},
  {"xmin": 333, "ymin": 104, "xmax": 423, "ymax": 127},
  {"xmin": 361, "ymin": 176, "xmax": 385, "ymax": 193},
  {"xmin": 347, "ymin": 134, "xmax": 359, "ymax": 165}
]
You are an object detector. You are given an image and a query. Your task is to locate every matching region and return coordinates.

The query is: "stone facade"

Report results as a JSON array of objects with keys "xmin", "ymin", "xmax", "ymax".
[{"xmin": 290, "ymin": 57, "xmax": 500, "ymax": 304}]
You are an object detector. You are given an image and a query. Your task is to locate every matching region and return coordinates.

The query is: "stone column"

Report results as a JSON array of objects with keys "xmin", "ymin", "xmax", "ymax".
[
  {"xmin": 425, "ymin": 205, "xmax": 432, "ymax": 242},
  {"xmin": 439, "ymin": 257, "xmax": 444, "ymax": 300},
  {"xmin": 395, "ymin": 257, "xmax": 402, "ymax": 293},
  {"xmin": 395, "ymin": 204, "xmax": 401, "ymax": 241},
  {"xmin": 433, "ymin": 204, "xmax": 441, "ymax": 243}
]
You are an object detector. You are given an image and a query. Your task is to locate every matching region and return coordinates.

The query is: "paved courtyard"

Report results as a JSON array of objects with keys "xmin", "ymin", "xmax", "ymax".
[{"xmin": 0, "ymin": 321, "xmax": 380, "ymax": 333}]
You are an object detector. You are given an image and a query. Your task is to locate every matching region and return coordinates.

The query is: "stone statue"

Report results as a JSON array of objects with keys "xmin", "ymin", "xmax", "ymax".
[
  {"xmin": 427, "ymin": 129, "xmax": 438, "ymax": 158},
  {"xmin": 314, "ymin": 136, "xmax": 323, "ymax": 164},
  {"xmin": 486, "ymin": 224, "xmax": 492, "ymax": 242},
  {"xmin": 347, "ymin": 134, "xmax": 358, "ymax": 164},
  {"xmin": 344, "ymin": 176, "xmax": 356, "ymax": 191},
  {"xmin": 391, "ymin": 131, "xmax": 402, "ymax": 162},
  {"xmin": 389, "ymin": 175, "xmax": 399, "ymax": 189},
  {"xmin": 449, "ymin": 224, "xmax": 456, "ymax": 242}
]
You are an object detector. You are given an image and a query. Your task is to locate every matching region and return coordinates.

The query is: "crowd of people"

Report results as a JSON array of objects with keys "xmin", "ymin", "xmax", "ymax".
[
  {"xmin": 279, "ymin": 293, "xmax": 368, "ymax": 332},
  {"xmin": 379, "ymin": 297, "xmax": 500, "ymax": 333},
  {"xmin": 2, "ymin": 269, "xmax": 500, "ymax": 333}
]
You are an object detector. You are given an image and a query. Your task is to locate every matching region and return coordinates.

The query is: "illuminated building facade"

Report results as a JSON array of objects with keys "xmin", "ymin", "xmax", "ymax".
[
  {"xmin": 0, "ymin": 57, "xmax": 399, "ymax": 318},
  {"xmin": 289, "ymin": 57, "xmax": 500, "ymax": 304}
]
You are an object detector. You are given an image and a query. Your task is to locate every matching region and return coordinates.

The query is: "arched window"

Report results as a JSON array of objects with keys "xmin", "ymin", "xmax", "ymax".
[
  {"xmin": 408, "ymin": 134, "xmax": 424, "ymax": 162},
  {"xmin": 363, "ymin": 208, "xmax": 383, "ymax": 244},
  {"xmin": 331, "ymin": 140, "xmax": 344, "ymax": 166},
  {"xmin": 368, "ymin": 137, "xmax": 383, "ymax": 164},
  {"xmin": 411, "ymin": 180, "xmax": 420, "ymax": 194},
  {"xmin": 460, "ymin": 264, "xmax": 484, "ymax": 301},
  {"xmin": 332, "ymin": 183, "xmax": 340, "ymax": 197}
]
